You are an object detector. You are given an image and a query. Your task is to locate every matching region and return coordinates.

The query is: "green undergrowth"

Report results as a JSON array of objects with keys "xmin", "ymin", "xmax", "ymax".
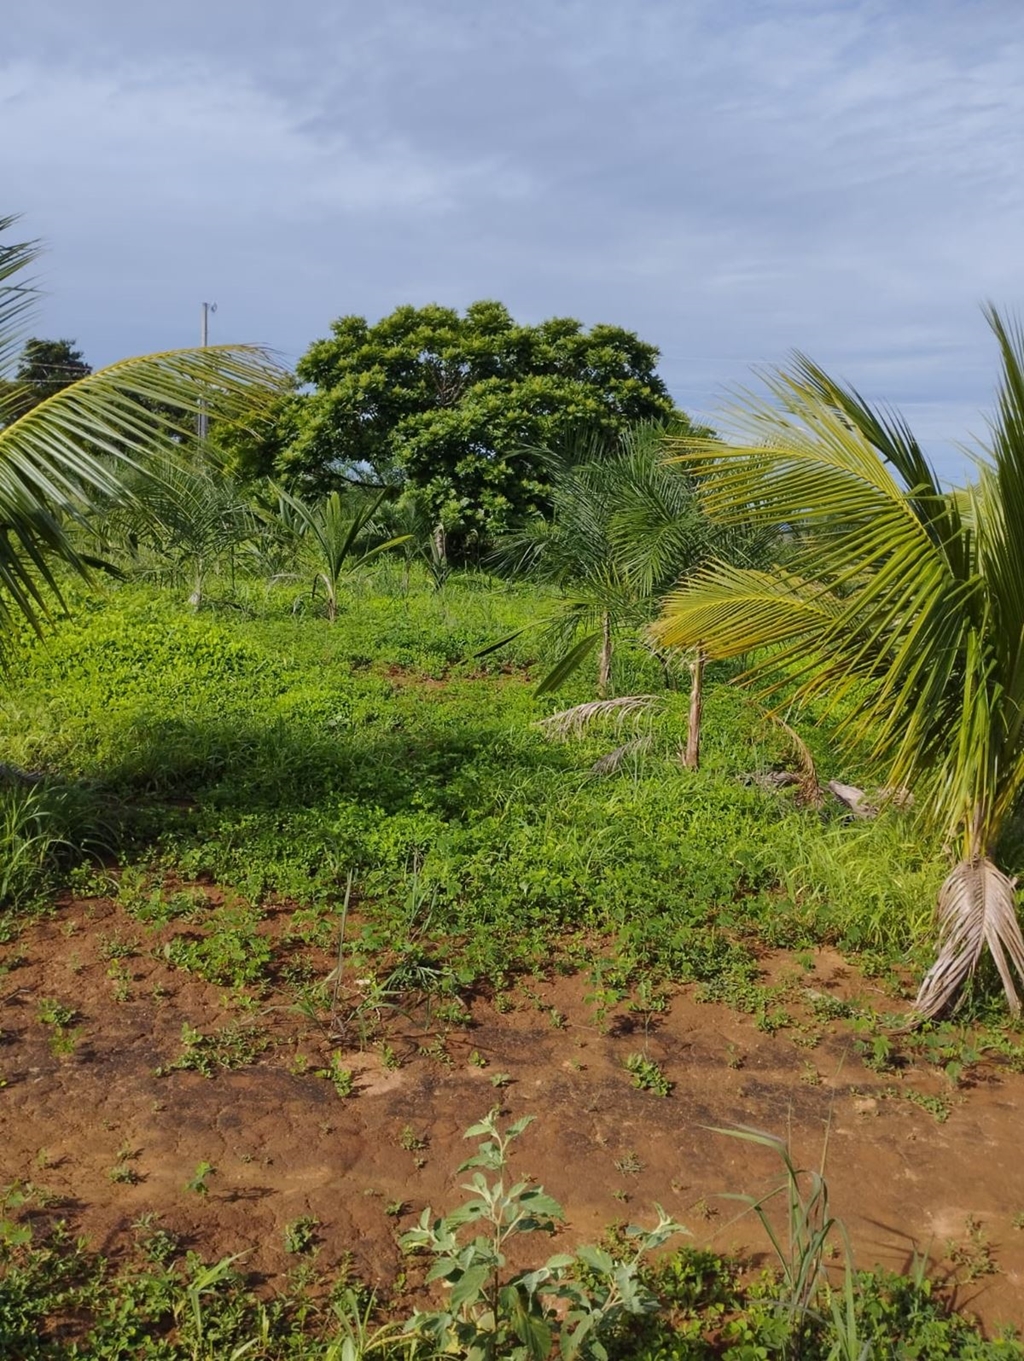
[
  {"xmin": 3, "ymin": 1226, "xmax": 1015, "ymax": 1359},
  {"xmin": 0, "ymin": 1116, "xmax": 1019, "ymax": 1360},
  {"xmin": 0, "ymin": 571, "xmax": 977, "ymax": 994}
]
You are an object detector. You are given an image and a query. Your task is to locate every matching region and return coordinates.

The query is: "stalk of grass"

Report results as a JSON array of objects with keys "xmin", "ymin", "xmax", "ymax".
[
  {"xmin": 708, "ymin": 1124, "xmax": 836, "ymax": 1328},
  {"xmin": 328, "ymin": 868, "xmax": 354, "ymax": 1022},
  {"xmin": 0, "ymin": 785, "xmax": 64, "ymax": 908}
]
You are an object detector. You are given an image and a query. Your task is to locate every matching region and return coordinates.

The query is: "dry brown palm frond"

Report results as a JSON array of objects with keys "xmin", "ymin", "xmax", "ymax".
[
  {"xmin": 826, "ymin": 780, "xmax": 877, "ymax": 820},
  {"xmin": 912, "ymin": 858, "xmax": 1024, "ymax": 1020},
  {"xmin": 771, "ymin": 716, "xmax": 823, "ymax": 808},
  {"xmin": 742, "ymin": 769, "xmax": 802, "ymax": 792},
  {"xmin": 589, "ymin": 735, "xmax": 653, "ymax": 775},
  {"xmin": 535, "ymin": 695, "xmax": 662, "ymax": 741}
]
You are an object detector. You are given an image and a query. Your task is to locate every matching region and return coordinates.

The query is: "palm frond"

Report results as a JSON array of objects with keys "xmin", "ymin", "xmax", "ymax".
[
  {"xmin": 590, "ymin": 734, "xmax": 653, "ymax": 775},
  {"xmin": 100, "ymin": 447, "xmax": 260, "ymax": 603},
  {"xmin": 655, "ymin": 564, "xmax": 844, "ymax": 660},
  {"xmin": 913, "ymin": 858, "xmax": 1024, "ymax": 1019},
  {"xmin": 0, "ymin": 216, "xmax": 40, "ymax": 383},
  {"xmin": 2, "ymin": 344, "xmax": 282, "ymax": 500},
  {"xmin": 654, "ymin": 361, "xmax": 987, "ymax": 845},
  {"xmin": 497, "ymin": 418, "xmax": 765, "ymax": 697},
  {"xmin": 653, "ymin": 311, "xmax": 1024, "ymax": 1017},
  {"xmin": 0, "ymin": 218, "xmax": 283, "ymax": 650},
  {"xmin": 535, "ymin": 695, "xmax": 661, "ymax": 740},
  {"xmin": 771, "ymin": 715, "xmax": 822, "ymax": 808},
  {"xmin": 534, "ymin": 631, "xmax": 603, "ymax": 695},
  {"xmin": 0, "ymin": 343, "xmax": 282, "ymax": 647}
]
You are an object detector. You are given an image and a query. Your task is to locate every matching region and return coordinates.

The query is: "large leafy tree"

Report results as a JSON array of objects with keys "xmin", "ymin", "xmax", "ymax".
[
  {"xmin": 0, "ymin": 215, "xmax": 281, "ymax": 657},
  {"xmin": 249, "ymin": 301, "xmax": 675, "ymax": 552},
  {"xmin": 652, "ymin": 309, "xmax": 1024, "ymax": 1019},
  {"xmin": 0, "ymin": 337, "xmax": 92, "ymax": 423}
]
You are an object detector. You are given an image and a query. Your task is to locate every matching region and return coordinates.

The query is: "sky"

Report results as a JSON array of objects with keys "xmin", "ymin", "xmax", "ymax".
[{"xmin": 5, "ymin": 0, "xmax": 1024, "ymax": 480}]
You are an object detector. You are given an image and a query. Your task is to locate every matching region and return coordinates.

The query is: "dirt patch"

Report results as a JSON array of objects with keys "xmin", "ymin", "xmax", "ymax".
[{"xmin": 2, "ymin": 903, "xmax": 1023, "ymax": 1331}]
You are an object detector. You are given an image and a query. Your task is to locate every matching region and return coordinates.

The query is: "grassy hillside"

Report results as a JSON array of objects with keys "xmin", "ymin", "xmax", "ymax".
[{"xmin": 0, "ymin": 572, "xmax": 947, "ymax": 988}]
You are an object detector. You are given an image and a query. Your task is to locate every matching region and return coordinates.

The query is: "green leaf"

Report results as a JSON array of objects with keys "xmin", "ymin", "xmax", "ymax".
[
  {"xmin": 506, "ymin": 1115, "xmax": 536, "ymax": 1138},
  {"xmin": 463, "ymin": 1116, "xmax": 499, "ymax": 1139},
  {"xmin": 560, "ymin": 1313, "xmax": 594, "ymax": 1361},
  {"xmin": 472, "ymin": 626, "xmax": 531, "ymax": 659},
  {"xmin": 575, "ymin": 1245, "xmax": 615, "ymax": 1275},
  {"xmin": 519, "ymin": 1189, "xmax": 565, "ymax": 1220},
  {"xmin": 448, "ymin": 1263, "xmax": 491, "ymax": 1311},
  {"xmin": 508, "ymin": 1292, "xmax": 553, "ymax": 1361},
  {"xmin": 543, "ymin": 1253, "xmax": 576, "ymax": 1270},
  {"xmin": 535, "ymin": 631, "xmax": 602, "ymax": 695},
  {"xmin": 424, "ymin": 1256, "xmax": 462, "ymax": 1284}
]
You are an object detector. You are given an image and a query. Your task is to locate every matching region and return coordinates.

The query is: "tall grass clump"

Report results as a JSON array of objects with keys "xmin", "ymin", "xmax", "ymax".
[
  {"xmin": 768, "ymin": 814, "xmax": 945, "ymax": 954},
  {"xmin": 0, "ymin": 781, "xmax": 114, "ymax": 915}
]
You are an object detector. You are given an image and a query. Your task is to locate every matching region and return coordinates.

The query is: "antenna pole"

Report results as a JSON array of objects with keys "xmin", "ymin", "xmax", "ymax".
[{"xmin": 197, "ymin": 301, "xmax": 217, "ymax": 441}]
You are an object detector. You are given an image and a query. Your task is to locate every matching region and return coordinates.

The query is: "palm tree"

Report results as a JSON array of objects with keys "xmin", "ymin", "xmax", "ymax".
[
  {"xmin": 375, "ymin": 487, "xmax": 451, "ymax": 592},
  {"xmin": 100, "ymin": 449, "xmax": 258, "ymax": 608},
  {"xmin": 0, "ymin": 215, "xmax": 281, "ymax": 657},
  {"xmin": 275, "ymin": 486, "xmax": 409, "ymax": 620},
  {"xmin": 652, "ymin": 308, "xmax": 1024, "ymax": 1020},
  {"xmin": 494, "ymin": 423, "xmax": 714, "ymax": 698},
  {"xmin": 491, "ymin": 423, "xmax": 775, "ymax": 772}
]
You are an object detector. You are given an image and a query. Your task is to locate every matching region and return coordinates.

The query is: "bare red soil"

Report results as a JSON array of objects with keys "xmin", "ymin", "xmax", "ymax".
[{"xmin": 3, "ymin": 895, "xmax": 1024, "ymax": 1333}]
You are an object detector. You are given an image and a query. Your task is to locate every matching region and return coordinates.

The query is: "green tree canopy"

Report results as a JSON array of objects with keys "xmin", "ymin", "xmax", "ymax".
[
  {"xmin": 1, "ymin": 337, "xmax": 92, "ymax": 424},
  {"xmin": 244, "ymin": 301, "xmax": 676, "ymax": 551}
]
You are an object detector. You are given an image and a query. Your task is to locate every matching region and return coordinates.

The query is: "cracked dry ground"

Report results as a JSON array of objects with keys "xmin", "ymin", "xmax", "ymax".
[{"xmin": 3, "ymin": 892, "xmax": 1024, "ymax": 1334}]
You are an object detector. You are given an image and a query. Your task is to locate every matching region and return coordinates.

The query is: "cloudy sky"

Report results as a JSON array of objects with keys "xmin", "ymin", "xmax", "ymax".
[{"xmin": 5, "ymin": 1, "xmax": 1023, "ymax": 478}]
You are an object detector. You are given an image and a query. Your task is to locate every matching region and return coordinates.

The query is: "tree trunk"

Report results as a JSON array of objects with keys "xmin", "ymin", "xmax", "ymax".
[
  {"xmin": 188, "ymin": 565, "xmax": 203, "ymax": 611},
  {"xmin": 598, "ymin": 613, "xmax": 612, "ymax": 698},
  {"xmin": 682, "ymin": 649, "xmax": 705, "ymax": 769}
]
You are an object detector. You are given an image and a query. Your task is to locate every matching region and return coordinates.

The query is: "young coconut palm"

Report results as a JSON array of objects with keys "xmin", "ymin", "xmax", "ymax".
[
  {"xmin": 493, "ymin": 422, "xmax": 713, "ymax": 698},
  {"xmin": 100, "ymin": 449, "xmax": 258, "ymax": 608},
  {"xmin": 651, "ymin": 307, "xmax": 1024, "ymax": 1020},
  {"xmin": 0, "ymin": 216, "xmax": 282, "ymax": 657},
  {"xmin": 275, "ymin": 486, "xmax": 409, "ymax": 620}
]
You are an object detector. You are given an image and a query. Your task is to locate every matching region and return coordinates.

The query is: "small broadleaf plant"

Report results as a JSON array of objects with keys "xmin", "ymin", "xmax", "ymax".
[{"xmin": 399, "ymin": 1107, "xmax": 688, "ymax": 1360}]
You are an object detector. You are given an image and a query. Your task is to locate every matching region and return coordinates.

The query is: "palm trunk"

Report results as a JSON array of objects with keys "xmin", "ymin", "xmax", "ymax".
[
  {"xmin": 188, "ymin": 562, "xmax": 204, "ymax": 611},
  {"xmin": 682, "ymin": 649, "xmax": 705, "ymax": 769},
  {"xmin": 598, "ymin": 613, "xmax": 612, "ymax": 698}
]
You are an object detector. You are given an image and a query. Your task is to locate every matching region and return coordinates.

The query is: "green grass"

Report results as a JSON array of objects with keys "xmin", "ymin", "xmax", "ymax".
[{"xmin": 0, "ymin": 570, "xmax": 960, "ymax": 991}]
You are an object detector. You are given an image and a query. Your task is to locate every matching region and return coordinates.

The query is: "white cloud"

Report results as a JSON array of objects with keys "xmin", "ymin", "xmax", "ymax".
[
  {"xmin": 4, "ymin": 0, "xmax": 1024, "ymax": 478},
  {"xmin": 1, "ymin": 58, "xmax": 523, "ymax": 220}
]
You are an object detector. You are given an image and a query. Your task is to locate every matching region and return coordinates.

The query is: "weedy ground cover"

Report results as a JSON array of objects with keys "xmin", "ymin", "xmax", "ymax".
[
  {"xmin": 0, "ymin": 1112, "xmax": 1020, "ymax": 1358},
  {"xmin": 3, "ymin": 569, "xmax": 1024, "ymax": 1349},
  {"xmin": 0, "ymin": 571, "xmax": 953, "ymax": 987}
]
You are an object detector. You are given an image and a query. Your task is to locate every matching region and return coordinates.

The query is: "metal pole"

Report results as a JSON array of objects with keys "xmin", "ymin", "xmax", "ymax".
[{"xmin": 198, "ymin": 301, "xmax": 216, "ymax": 442}]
